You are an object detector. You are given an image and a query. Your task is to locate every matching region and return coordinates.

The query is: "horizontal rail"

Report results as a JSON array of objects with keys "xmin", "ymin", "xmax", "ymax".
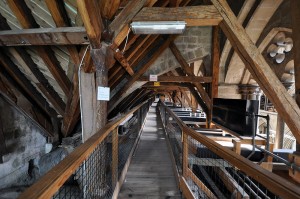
[
  {"xmin": 162, "ymin": 103, "xmax": 300, "ymax": 199},
  {"xmin": 18, "ymin": 100, "xmax": 149, "ymax": 199}
]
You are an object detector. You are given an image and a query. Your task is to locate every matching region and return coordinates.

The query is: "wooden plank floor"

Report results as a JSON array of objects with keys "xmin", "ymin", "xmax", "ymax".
[{"xmin": 118, "ymin": 101, "xmax": 182, "ymax": 199}]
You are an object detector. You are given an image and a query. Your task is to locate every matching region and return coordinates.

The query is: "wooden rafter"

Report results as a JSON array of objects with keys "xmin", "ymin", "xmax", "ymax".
[
  {"xmin": 77, "ymin": 0, "xmax": 103, "ymax": 48},
  {"xmin": 133, "ymin": 6, "xmax": 222, "ymax": 26},
  {"xmin": 0, "ymin": 27, "xmax": 88, "ymax": 46},
  {"xmin": 14, "ymin": 48, "xmax": 66, "ymax": 115},
  {"xmin": 45, "ymin": 0, "xmax": 82, "ymax": 136},
  {"xmin": 174, "ymin": 68, "xmax": 208, "ymax": 113},
  {"xmin": 109, "ymin": 0, "xmax": 149, "ymax": 47},
  {"xmin": 169, "ymin": 42, "xmax": 211, "ymax": 110},
  {"xmin": 0, "ymin": 14, "xmax": 65, "ymax": 116},
  {"xmin": 211, "ymin": 0, "xmax": 300, "ymax": 142},
  {"xmin": 114, "ymin": 50, "xmax": 134, "ymax": 76},
  {"xmin": 108, "ymin": 36, "xmax": 176, "ymax": 113},
  {"xmin": 109, "ymin": 35, "xmax": 159, "ymax": 90},
  {"xmin": 7, "ymin": 0, "xmax": 71, "ymax": 95}
]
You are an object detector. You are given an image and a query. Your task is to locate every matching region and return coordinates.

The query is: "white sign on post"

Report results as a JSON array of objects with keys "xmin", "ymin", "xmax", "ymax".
[
  {"xmin": 149, "ymin": 74, "xmax": 158, "ymax": 82},
  {"xmin": 97, "ymin": 86, "xmax": 110, "ymax": 101}
]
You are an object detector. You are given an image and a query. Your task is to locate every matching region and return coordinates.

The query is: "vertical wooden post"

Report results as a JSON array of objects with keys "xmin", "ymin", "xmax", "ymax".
[
  {"xmin": 207, "ymin": 26, "xmax": 220, "ymax": 128},
  {"xmin": 112, "ymin": 127, "xmax": 118, "ymax": 188},
  {"xmin": 211, "ymin": 26, "xmax": 220, "ymax": 99},
  {"xmin": 182, "ymin": 132, "xmax": 188, "ymax": 178},
  {"xmin": 80, "ymin": 71, "xmax": 97, "ymax": 141},
  {"xmin": 275, "ymin": 115, "xmax": 285, "ymax": 149},
  {"xmin": 291, "ymin": 0, "xmax": 300, "ymax": 151}
]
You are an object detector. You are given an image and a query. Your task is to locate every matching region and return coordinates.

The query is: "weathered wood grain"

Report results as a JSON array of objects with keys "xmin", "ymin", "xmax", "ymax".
[{"xmin": 133, "ymin": 6, "xmax": 223, "ymax": 26}]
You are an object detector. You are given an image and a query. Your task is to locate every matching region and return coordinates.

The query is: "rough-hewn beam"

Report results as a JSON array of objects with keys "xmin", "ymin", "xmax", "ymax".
[
  {"xmin": 35, "ymin": 46, "xmax": 71, "ymax": 95},
  {"xmin": 211, "ymin": 26, "xmax": 220, "ymax": 98},
  {"xmin": 174, "ymin": 68, "xmax": 208, "ymax": 113},
  {"xmin": 0, "ymin": 27, "xmax": 88, "ymax": 46},
  {"xmin": 124, "ymin": 35, "xmax": 150, "ymax": 60},
  {"xmin": 212, "ymin": 0, "xmax": 300, "ymax": 143},
  {"xmin": 8, "ymin": 0, "xmax": 71, "ymax": 95},
  {"xmin": 77, "ymin": 0, "xmax": 103, "ymax": 48},
  {"xmin": 114, "ymin": 50, "xmax": 134, "ymax": 76},
  {"xmin": 46, "ymin": 0, "xmax": 82, "ymax": 135},
  {"xmin": 99, "ymin": 0, "xmax": 120, "ymax": 20},
  {"xmin": 14, "ymin": 48, "xmax": 66, "ymax": 115},
  {"xmin": 0, "ymin": 50, "xmax": 57, "ymax": 118},
  {"xmin": 133, "ymin": 6, "xmax": 222, "ymax": 26},
  {"xmin": 169, "ymin": 42, "xmax": 211, "ymax": 110},
  {"xmin": 109, "ymin": 0, "xmax": 148, "ymax": 40},
  {"xmin": 138, "ymin": 75, "xmax": 212, "ymax": 83}
]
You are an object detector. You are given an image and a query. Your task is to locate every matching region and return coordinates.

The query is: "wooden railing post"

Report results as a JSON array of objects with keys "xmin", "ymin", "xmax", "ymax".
[
  {"xmin": 182, "ymin": 132, "xmax": 188, "ymax": 178},
  {"xmin": 112, "ymin": 127, "xmax": 118, "ymax": 188}
]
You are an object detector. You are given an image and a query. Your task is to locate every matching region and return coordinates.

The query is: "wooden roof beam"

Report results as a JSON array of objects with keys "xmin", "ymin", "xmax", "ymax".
[
  {"xmin": 7, "ymin": 0, "xmax": 71, "ymax": 95},
  {"xmin": 114, "ymin": 50, "xmax": 134, "ymax": 76},
  {"xmin": 108, "ymin": 36, "xmax": 176, "ymax": 113},
  {"xmin": 212, "ymin": 0, "xmax": 300, "ymax": 143},
  {"xmin": 110, "ymin": 0, "xmax": 149, "ymax": 47},
  {"xmin": 138, "ymin": 75, "xmax": 212, "ymax": 83},
  {"xmin": 133, "ymin": 6, "xmax": 223, "ymax": 26},
  {"xmin": 169, "ymin": 42, "xmax": 211, "ymax": 111},
  {"xmin": 0, "ymin": 51, "xmax": 57, "ymax": 119},
  {"xmin": 0, "ymin": 27, "xmax": 88, "ymax": 46},
  {"xmin": 174, "ymin": 68, "xmax": 208, "ymax": 113},
  {"xmin": 0, "ymin": 13, "xmax": 65, "ymax": 115},
  {"xmin": 46, "ymin": 0, "xmax": 84, "ymax": 136}
]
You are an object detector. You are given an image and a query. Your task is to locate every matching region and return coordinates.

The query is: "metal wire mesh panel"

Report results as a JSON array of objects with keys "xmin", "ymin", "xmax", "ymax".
[
  {"xmin": 51, "ymin": 102, "xmax": 151, "ymax": 199},
  {"xmin": 53, "ymin": 137, "xmax": 113, "ymax": 199},
  {"xmin": 186, "ymin": 136, "xmax": 281, "ymax": 199}
]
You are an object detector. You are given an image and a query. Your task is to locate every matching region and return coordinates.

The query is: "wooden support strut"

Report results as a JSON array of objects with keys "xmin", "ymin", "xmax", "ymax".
[
  {"xmin": 169, "ymin": 42, "xmax": 211, "ymax": 111},
  {"xmin": 211, "ymin": 0, "xmax": 300, "ymax": 143}
]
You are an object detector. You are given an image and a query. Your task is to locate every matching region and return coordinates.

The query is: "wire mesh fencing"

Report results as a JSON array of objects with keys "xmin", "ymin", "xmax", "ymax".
[
  {"xmin": 48, "ymin": 101, "xmax": 151, "ymax": 199},
  {"xmin": 158, "ymin": 102, "xmax": 296, "ymax": 199},
  {"xmin": 187, "ymin": 137, "xmax": 280, "ymax": 199}
]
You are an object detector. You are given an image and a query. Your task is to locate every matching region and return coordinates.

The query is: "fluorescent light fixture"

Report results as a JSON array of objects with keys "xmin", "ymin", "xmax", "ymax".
[{"xmin": 130, "ymin": 21, "xmax": 186, "ymax": 34}]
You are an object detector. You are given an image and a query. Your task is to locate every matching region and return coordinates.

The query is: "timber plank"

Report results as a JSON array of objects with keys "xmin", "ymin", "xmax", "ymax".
[
  {"xmin": 133, "ymin": 6, "xmax": 222, "ymax": 26},
  {"xmin": 0, "ymin": 27, "xmax": 88, "ymax": 46}
]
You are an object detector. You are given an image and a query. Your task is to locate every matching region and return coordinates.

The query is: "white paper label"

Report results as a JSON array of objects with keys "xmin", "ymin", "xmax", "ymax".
[
  {"xmin": 97, "ymin": 86, "xmax": 110, "ymax": 101},
  {"xmin": 149, "ymin": 74, "xmax": 158, "ymax": 82}
]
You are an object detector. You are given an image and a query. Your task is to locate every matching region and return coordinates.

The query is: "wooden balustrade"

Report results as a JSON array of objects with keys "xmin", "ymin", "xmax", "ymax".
[
  {"xmin": 161, "ymin": 103, "xmax": 300, "ymax": 199},
  {"xmin": 18, "ymin": 100, "xmax": 150, "ymax": 199}
]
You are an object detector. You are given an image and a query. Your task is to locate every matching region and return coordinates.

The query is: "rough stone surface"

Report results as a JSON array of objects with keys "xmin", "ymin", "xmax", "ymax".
[
  {"xmin": 0, "ymin": 97, "xmax": 47, "ymax": 190},
  {"xmin": 145, "ymin": 26, "xmax": 212, "ymax": 76}
]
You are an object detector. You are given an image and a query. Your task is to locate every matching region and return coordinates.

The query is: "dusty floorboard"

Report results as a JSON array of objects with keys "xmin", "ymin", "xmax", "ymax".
[{"xmin": 118, "ymin": 101, "xmax": 182, "ymax": 199}]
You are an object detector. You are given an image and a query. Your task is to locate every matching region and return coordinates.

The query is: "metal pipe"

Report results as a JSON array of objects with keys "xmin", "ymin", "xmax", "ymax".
[{"xmin": 255, "ymin": 145, "xmax": 300, "ymax": 172}]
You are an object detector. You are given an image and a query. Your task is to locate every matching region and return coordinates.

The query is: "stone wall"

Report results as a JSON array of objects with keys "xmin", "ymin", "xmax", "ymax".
[
  {"xmin": 145, "ymin": 26, "xmax": 212, "ymax": 75},
  {"xmin": 0, "ymin": 96, "xmax": 46, "ymax": 189}
]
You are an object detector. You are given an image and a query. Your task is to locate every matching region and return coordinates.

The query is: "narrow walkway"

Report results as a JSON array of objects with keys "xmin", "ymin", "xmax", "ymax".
[{"xmin": 119, "ymin": 101, "xmax": 182, "ymax": 199}]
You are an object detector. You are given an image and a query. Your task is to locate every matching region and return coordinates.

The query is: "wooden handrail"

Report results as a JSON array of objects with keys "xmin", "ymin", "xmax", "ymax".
[
  {"xmin": 162, "ymin": 103, "xmax": 300, "ymax": 199},
  {"xmin": 18, "ymin": 100, "xmax": 149, "ymax": 199}
]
